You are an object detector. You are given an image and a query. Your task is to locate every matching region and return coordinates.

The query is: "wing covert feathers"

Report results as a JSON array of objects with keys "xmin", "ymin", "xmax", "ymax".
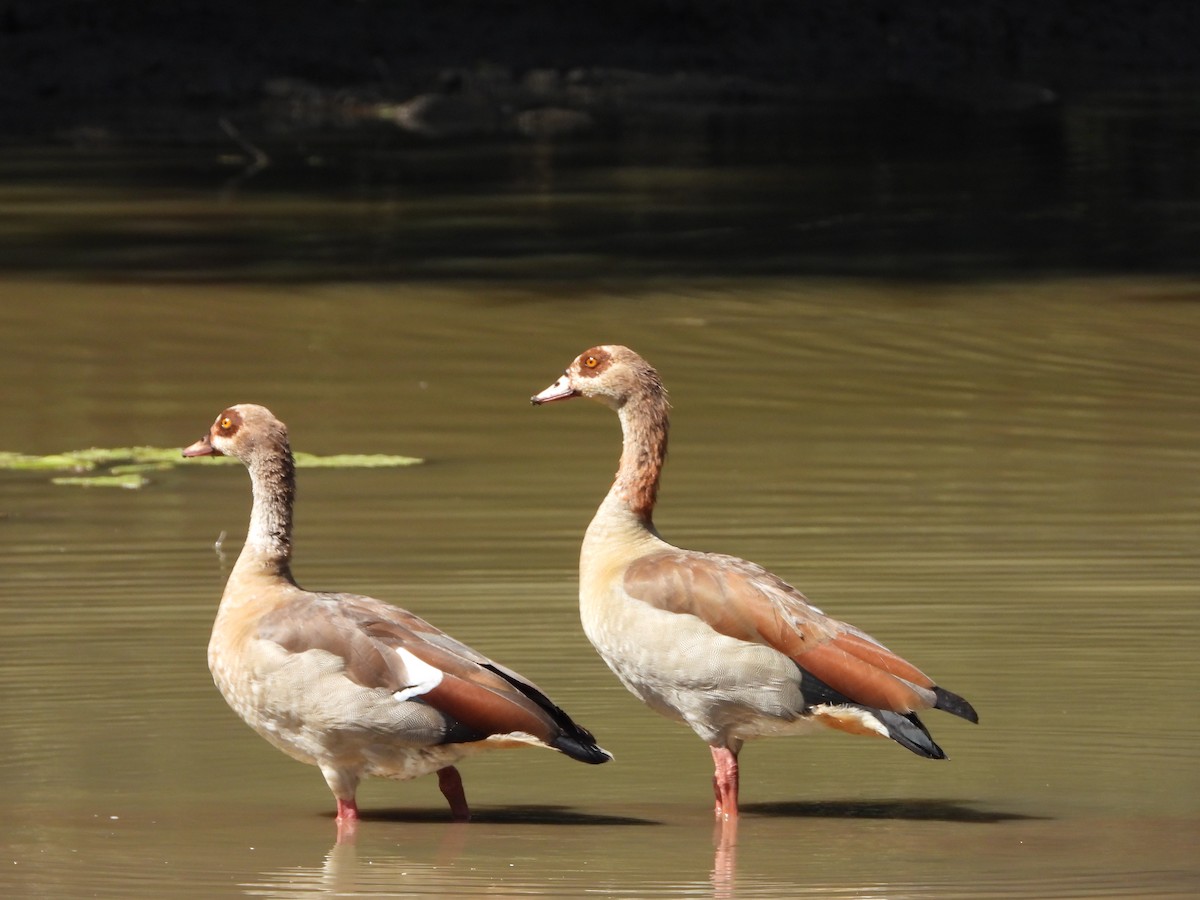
[
  {"xmin": 623, "ymin": 549, "xmax": 977, "ymax": 722},
  {"xmin": 257, "ymin": 592, "xmax": 611, "ymax": 759}
]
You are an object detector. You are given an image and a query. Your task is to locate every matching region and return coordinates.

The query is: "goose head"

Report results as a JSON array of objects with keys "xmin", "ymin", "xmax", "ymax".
[
  {"xmin": 531, "ymin": 345, "xmax": 664, "ymax": 412},
  {"xmin": 182, "ymin": 403, "xmax": 288, "ymax": 462}
]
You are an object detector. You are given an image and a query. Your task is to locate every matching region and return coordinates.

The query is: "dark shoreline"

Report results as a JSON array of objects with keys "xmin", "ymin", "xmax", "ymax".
[{"xmin": 3, "ymin": 1, "xmax": 1197, "ymax": 142}]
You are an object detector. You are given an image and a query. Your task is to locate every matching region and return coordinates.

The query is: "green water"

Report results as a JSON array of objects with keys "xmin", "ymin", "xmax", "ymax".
[{"xmin": 2, "ymin": 88, "xmax": 1199, "ymax": 896}]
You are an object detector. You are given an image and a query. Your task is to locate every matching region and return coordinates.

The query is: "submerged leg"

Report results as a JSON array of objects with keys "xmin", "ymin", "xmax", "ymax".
[
  {"xmin": 334, "ymin": 796, "xmax": 360, "ymax": 843},
  {"xmin": 321, "ymin": 764, "xmax": 362, "ymax": 836},
  {"xmin": 437, "ymin": 766, "xmax": 471, "ymax": 822},
  {"xmin": 710, "ymin": 745, "xmax": 740, "ymax": 821}
]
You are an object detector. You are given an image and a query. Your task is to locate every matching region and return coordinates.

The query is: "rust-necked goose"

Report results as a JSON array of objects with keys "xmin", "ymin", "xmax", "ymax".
[
  {"xmin": 531, "ymin": 346, "xmax": 976, "ymax": 820},
  {"xmin": 183, "ymin": 404, "xmax": 610, "ymax": 836}
]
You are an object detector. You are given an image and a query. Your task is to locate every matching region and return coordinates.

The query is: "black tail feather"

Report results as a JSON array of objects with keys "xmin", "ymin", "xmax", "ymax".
[
  {"xmin": 552, "ymin": 733, "xmax": 614, "ymax": 765},
  {"xmin": 482, "ymin": 662, "xmax": 613, "ymax": 764},
  {"xmin": 934, "ymin": 686, "xmax": 979, "ymax": 724},
  {"xmin": 876, "ymin": 710, "xmax": 947, "ymax": 760}
]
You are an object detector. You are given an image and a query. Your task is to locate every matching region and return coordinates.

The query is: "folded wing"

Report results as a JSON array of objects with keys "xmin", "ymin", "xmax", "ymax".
[
  {"xmin": 257, "ymin": 592, "xmax": 611, "ymax": 763},
  {"xmin": 623, "ymin": 550, "xmax": 977, "ymax": 724}
]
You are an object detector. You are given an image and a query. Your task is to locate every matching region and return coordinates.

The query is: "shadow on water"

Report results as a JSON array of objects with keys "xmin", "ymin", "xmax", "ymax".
[
  {"xmin": 349, "ymin": 803, "xmax": 655, "ymax": 826},
  {"xmin": 744, "ymin": 797, "xmax": 1041, "ymax": 824}
]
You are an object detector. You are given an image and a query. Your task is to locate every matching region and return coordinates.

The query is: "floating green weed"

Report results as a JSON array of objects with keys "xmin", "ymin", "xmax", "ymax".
[
  {"xmin": 292, "ymin": 452, "xmax": 422, "ymax": 468},
  {"xmin": 1, "ymin": 446, "xmax": 423, "ymax": 488},
  {"xmin": 0, "ymin": 451, "xmax": 100, "ymax": 471},
  {"xmin": 51, "ymin": 474, "xmax": 151, "ymax": 490}
]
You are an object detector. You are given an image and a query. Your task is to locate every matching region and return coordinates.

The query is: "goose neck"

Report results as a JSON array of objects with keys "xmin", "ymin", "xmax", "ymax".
[
  {"xmin": 235, "ymin": 444, "xmax": 296, "ymax": 581},
  {"xmin": 611, "ymin": 389, "xmax": 669, "ymax": 524}
]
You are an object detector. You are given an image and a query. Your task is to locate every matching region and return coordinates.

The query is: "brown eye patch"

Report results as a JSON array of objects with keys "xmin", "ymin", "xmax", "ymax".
[
  {"xmin": 216, "ymin": 409, "xmax": 242, "ymax": 435},
  {"xmin": 578, "ymin": 347, "xmax": 610, "ymax": 377}
]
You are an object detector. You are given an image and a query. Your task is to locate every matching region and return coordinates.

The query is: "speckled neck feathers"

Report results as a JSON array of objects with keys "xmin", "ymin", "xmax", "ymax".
[
  {"xmin": 239, "ymin": 426, "xmax": 296, "ymax": 580},
  {"xmin": 611, "ymin": 366, "xmax": 670, "ymax": 524}
]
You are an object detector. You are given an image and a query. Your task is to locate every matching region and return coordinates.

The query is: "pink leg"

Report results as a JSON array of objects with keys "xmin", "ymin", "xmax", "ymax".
[
  {"xmin": 334, "ymin": 796, "xmax": 359, "ymax": 843},
  {"xmin": 437, "ymin": 766, "xmax": 471, "ymax": 822},
  {"xmin": 335, "ymin": 795, "xmax": 359, "ymax": 823},
  {"xmin": 710, "ymin": 746, "xmax": 740, "ymax": 821}
]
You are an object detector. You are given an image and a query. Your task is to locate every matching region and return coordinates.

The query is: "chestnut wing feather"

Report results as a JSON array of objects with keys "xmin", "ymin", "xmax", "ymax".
[
  {"xmin": 622, "ymin": 550, "xmax": 945, "ymax": 715},
  {"xmin": 256, "ymin": 592, "xmax": 563, "ymax": 744}
]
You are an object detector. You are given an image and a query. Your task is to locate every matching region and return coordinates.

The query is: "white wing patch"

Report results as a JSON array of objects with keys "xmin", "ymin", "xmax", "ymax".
[
  {"xmin": 391, "ymin": 646, "xmax": 445, "ymax": 701},
  {"xmin": 811, "ymin": 704, "xmax": 890, "ymax": 738}
]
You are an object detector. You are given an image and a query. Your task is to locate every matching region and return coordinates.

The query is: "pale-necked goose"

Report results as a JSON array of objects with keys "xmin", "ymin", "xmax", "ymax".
[
  {"xmin": 183, "ymin": 404, "xmax": 610, "ymax": 836},
  {"xmin": 531, "ymin": 346, "xmax": 977, "ymax": 820}
]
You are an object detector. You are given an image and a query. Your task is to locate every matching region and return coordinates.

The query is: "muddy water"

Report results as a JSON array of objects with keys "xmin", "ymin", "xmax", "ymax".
[
  {"xmin": 2, "ymin": 84, "xmax": 1200, "ymax": 897},
  {"xmin": 1, "ymin": 275, "xmax": 1197, "ymax": 898}
]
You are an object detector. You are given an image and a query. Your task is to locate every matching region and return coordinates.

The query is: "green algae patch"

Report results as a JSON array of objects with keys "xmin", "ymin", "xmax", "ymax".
[
  {"xmin": 292, "ymin": 452, "xmax": 422, "ymax": 468},
  {"xmin": 2, "ymin": 446, "xmax": 423, "ymax": 489},
  {"xmin": 0, "ymin": 451, "xmax": 102, "ymax": 471},
  {"xmin": 51, "ymin": 473, "xmax": 151, "ymax": 490}
]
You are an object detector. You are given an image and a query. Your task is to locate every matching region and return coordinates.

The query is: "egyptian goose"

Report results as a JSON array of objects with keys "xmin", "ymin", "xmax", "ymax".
[
  {"xmin": 531, "ymin": 346, "xmax": 977, "ymax": 820},
  {"xmin": 182, "ymin": 404, "xmax": 610, "ymax": 835}
]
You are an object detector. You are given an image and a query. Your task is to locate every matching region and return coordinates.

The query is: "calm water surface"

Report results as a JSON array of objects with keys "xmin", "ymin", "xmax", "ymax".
[
  {"xmin": 2, "ymin": 100, "xmax": 1199, "ymax": 897},
  {"xmin": 2, "ymin": 279, "xmax": 1196, "ymax": 898}
]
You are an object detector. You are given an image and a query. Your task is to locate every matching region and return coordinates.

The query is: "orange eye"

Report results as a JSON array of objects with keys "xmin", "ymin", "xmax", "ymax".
[
  {"xmin": 220, "ymin": 417, "xmax": 233, "ymax": 430},
  {"xmin": 584, "ymin": 356, "xmax": 598, "ymax": 368}
]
